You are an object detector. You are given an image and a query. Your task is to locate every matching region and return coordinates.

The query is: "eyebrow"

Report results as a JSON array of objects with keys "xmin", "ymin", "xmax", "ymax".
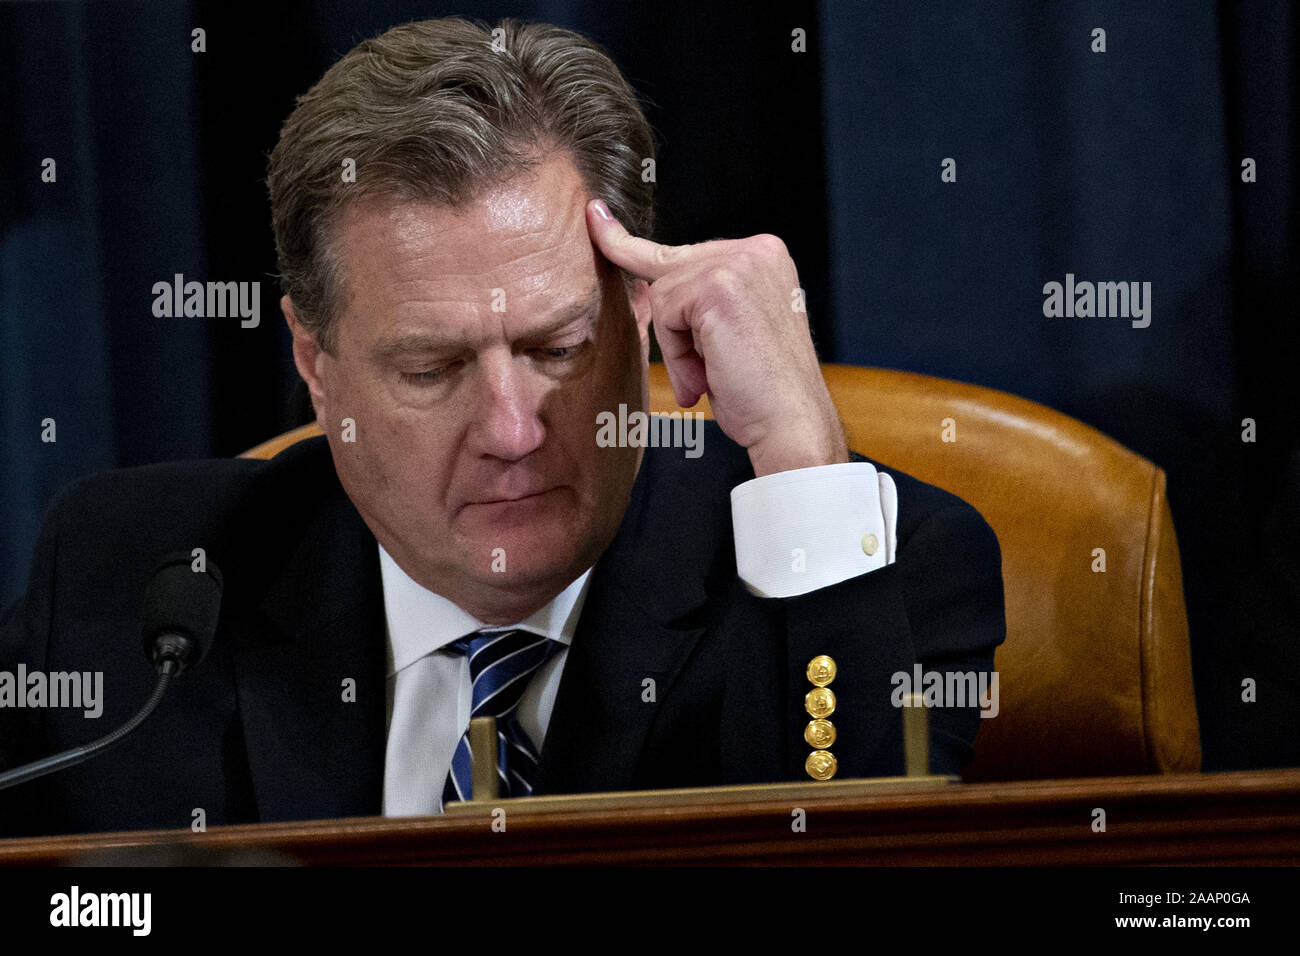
[{"xmin": 371, "ymin": 288, "xmax": 601, "ymax": 361}]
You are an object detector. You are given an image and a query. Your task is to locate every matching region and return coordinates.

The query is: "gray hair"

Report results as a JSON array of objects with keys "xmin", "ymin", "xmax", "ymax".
[{"xmin": 267, "ymin": 17, "xmax": 656, "ymax": 352}]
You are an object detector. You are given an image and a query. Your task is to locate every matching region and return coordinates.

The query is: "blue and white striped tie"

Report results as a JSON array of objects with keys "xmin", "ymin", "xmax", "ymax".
[{"xmin": 442, "ymin": 628, "xmax": 560, "ymax": 807}]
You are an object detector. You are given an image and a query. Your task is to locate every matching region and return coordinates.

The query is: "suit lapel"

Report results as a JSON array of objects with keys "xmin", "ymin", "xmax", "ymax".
[
  {"xmin": 224, "ymin": 436, "xmax": 729, "ymax": 810},
  {"xmin": 537, "ymin": 572, "xmax": 704, "ymax": 795},
  {"xmin": 538, "ymin": 445, "xmax": 715, "ymax": 796},
  {"xmin": 233, "ymin": 484, "xmax": 387, "ymax": 822}
]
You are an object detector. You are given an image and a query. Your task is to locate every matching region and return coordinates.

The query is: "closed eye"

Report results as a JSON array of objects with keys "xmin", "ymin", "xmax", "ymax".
[
  {"xmin": 396, "ymin": 341, "xmax": 588, "ymax": 387},
  {"xmin": 400, "ymin": 370, "xmax": 442, "ymax": 385},
  {"xmin": 399, "ymin": 361, "xmax": 462, "ymax": 386},
  {"xmin": 536, "ymin": 344, "xmax": 585, "ymax": 360}
]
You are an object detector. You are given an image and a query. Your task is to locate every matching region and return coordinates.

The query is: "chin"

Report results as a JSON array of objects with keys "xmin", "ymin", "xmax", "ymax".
[
  {"xmin": 454, "ymin": 504, "xmax": 593, "ymax": 582},
  {"xmin": 492, "ymin": 524, "xmax": 588, "ymax": 581}
]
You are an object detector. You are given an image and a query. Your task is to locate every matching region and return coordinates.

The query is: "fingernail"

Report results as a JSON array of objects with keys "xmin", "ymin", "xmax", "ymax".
[{"xmin": 593, "ymin": 199, "xmax": 612, "ymax": 220}]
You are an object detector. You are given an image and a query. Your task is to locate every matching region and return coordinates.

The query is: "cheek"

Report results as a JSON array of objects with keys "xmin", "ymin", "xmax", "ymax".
[
  {"xmin": 374, "ymin": 410, "xmax": 457, "ymax": 488},
  {"xmin": 556, "ymin": 352, "xmax": 640, "ymax": 461},
  {"xmin": 321, "ymin": 367, "xmax": 432, "ymax": 495},
  {"xmin": 316, "ymin": 355, "xmax": 371, "ymax": 426}
]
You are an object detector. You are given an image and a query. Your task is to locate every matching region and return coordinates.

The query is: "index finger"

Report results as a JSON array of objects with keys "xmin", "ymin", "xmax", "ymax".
[{"xmin": 587, "ymin": 199, "xmax": 691, "ymax": 282}]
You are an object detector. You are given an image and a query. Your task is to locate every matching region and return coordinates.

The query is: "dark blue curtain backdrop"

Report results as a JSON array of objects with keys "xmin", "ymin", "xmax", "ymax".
[{"xmin": 1, "ymin": 1, "xmax": 1295, "ymax": 771}]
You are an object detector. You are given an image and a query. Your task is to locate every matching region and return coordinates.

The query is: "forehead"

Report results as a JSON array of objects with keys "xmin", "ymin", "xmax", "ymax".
[{"xmin": 332, "ymin": 153, "xmax": 598, "ymax": 335}]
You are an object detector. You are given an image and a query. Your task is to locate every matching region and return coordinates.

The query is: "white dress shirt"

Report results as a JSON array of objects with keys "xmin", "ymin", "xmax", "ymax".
[{"xmin": 381, "ymin": 456, "xmax": 898, "ymax": 816}]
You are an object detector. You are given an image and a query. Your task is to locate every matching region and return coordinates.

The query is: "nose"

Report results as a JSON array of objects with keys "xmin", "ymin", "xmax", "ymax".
[{"xmin": 468, "ymin": 353, "xmax": 546, "ymax": 462}]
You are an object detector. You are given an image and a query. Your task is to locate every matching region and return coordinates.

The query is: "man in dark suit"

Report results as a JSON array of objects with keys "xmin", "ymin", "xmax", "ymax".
[{"xmin": 0, "ymin": 17, "xmax": 1004, "ymax": 837}]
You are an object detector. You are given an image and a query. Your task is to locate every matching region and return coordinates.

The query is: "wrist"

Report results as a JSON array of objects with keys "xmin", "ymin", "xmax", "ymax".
[{"xmin": 747, "ymin": 418, "xmax": 849, "ymax": 477}]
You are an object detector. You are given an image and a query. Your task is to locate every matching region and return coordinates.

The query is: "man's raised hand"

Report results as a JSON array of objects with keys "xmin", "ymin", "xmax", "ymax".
[{"xmin": 586, "ymin": 198, "xmax": 847, "ymax": 477}]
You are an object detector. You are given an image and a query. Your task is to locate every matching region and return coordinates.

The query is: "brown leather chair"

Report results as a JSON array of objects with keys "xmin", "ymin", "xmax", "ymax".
[
  {"xmin": 243, "ymin": 423, "xmax": 323, "ymax": 460},
  {"xmin": 244, "ymin": 363, "xmax": 1200, "ymax": 781}
]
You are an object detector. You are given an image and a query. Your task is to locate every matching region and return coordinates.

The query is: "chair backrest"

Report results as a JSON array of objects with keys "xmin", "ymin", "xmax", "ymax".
[
  {"xmin": 242, "ymin": 422, "xmax": 323, "ymax": 460},
  {"xmin": 243, "ymin": 363, "xmax": 1201, "ymax": 780},
  {"xmin": 647, "ymin": 363, "xmax": 1199, "ymax": 780}
]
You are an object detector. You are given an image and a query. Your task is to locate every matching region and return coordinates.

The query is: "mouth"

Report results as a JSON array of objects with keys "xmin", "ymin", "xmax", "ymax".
[
  {"xmin": 462, "ymin": 487, "xmax": 560, "ymax": 510},
  {"xmin": 475, "ymin": 490, "xmax": 551, "ymax": 505}
]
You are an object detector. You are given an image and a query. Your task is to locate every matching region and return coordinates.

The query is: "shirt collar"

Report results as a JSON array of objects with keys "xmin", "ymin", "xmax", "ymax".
[{"xmin": 378, "ymin": 543, "xmax": 592, "ymax": 677}]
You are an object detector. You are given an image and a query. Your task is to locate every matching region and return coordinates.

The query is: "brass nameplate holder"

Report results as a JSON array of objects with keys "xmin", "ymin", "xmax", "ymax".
[
  {"xmin": 445, "ymin": 695, "xmax": 952, "ymax": 815},
  {"xmin": 468, "ymin": 716, "xmax": 498, "ymax": 802}
]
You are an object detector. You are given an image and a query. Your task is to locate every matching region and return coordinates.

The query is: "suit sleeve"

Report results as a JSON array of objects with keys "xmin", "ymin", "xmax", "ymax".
[
  {"xmin": 894, "ymin": 503, "xmax": 1006, "ymax": 773},
  {"xmin": 780, "ymin": 499, "xmax": 1006, "ymax": 778}
]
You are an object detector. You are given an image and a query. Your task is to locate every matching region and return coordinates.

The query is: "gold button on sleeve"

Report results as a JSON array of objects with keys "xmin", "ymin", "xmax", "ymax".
[
  {"xmin": 805, "ymin": 750, "xmax": 838, "ymax": 781},
  {"xmin": 804, "ymin": 718, "xmax": 836, "ymax": 749},
  {"xmin": 805, "ymin": 686, "xmax": 836, "ymax": 719},
  {"xmin": 806, "ymin": 655, "xmax": 837, "ymax": 686}
]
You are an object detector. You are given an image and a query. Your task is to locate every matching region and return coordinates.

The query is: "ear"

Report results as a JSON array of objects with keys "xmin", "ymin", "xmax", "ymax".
[
  {"xmin": 283, "ymin": 295, "xmax": 328, "ymax": 419},
  {"xmin": 629, "ymin": 277, "xmax": 652, "ymax": 363}
]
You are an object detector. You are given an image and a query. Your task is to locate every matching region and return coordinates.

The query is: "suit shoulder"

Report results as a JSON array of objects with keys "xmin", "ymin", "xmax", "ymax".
[
  {"xmin": 48, "ymin": 436, "xmax": 336, "ymax": 532},
  {"xmin": 33, "ymin": 437, "xmax": 342, "ymax": 601}
]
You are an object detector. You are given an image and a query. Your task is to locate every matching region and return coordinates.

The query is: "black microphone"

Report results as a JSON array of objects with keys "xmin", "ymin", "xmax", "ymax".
[
  {"xmin": 140, "ymin": 552, "xmax": 222, "ymax": 677},
  {"xmin": 0, "ymin": 554, "xmax": 223, "ymax": 791}
]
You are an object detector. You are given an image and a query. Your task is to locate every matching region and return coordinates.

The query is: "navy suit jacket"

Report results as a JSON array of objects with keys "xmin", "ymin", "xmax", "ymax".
[{"xmin": 0, "ymin": 423, "xmax": 1004, "ymax": 836}]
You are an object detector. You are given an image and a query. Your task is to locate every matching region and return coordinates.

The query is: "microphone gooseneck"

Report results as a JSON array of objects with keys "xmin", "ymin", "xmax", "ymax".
[{"xmin": 0, "ymin": 554, "xmax": 223, "ymax": 791}]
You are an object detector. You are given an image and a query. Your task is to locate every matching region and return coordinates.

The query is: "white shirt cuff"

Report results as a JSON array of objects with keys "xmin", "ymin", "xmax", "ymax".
[{"xmin": 731, "ymin": 461, "xmax": 898, "ymax": 598}]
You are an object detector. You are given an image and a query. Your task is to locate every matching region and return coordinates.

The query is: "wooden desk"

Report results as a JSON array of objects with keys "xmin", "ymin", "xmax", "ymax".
[{"xmin": 2, "ymin": 769, "xmax": 1298, "ymax": 865}]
